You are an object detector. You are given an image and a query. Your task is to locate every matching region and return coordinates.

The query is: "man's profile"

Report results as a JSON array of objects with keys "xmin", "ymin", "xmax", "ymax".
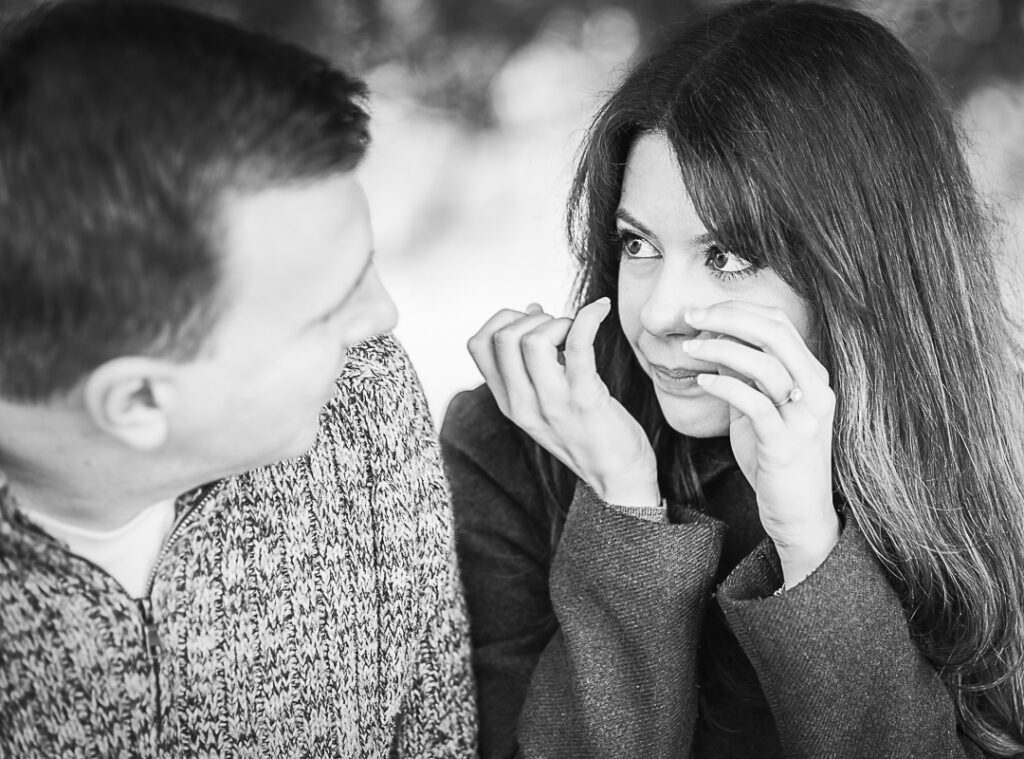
[{"xmin": 0, "ymin": 2, "xmax": 475, "ymax": 755}]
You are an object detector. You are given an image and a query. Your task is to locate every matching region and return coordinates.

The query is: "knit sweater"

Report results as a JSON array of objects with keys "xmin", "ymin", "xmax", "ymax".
[
  {"xmin": 441, "ymin": 384, "xmax": 984, "ymax": 759},
  {"xmin": 0, "ymin": 335, "xmax": 477, "ymax": 758}
]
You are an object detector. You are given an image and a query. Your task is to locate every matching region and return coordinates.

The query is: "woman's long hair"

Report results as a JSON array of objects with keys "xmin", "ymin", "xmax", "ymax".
[{"xmin": 538, "ymin": 1, "xmax": 1024, "ymax": 753}]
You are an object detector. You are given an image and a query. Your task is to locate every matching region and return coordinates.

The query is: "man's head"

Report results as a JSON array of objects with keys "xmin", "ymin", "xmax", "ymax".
[{"xmin": 0, "ymin": 1, "xmax": 396, "ymax": 480}]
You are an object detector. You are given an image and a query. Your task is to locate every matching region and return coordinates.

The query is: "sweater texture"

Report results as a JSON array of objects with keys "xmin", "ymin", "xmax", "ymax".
[
  {"xmin": 0, "ymin": 335, "xmax": 477, "ymax": 758},
  {"xmin": 441, "ymin": 384, "xmax": 984, "ymax": 759}
]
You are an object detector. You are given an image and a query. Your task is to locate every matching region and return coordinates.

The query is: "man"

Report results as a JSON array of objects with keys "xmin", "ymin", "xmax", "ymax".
[{"xmin": 0, "ymin": 2, "xmax": 475, "ymax": 756}]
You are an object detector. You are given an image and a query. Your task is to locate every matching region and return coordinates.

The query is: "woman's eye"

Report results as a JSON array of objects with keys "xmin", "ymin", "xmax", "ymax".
[
  {"xmin": 618, "ymin": 231, "xmax": 659, "ymax": 259},
  {"xmin": 706, "ymin": 245, "xmax": 754, "ymax": 276}
]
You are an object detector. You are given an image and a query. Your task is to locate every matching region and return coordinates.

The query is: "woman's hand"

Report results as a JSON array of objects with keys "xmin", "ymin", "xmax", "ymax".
[
  {"xmin": 467, "ymin": 298, "xmax": 660, "ymax": 508},
  {"xmin": 683, "ymin": 301, "xmax": 839, "ymax": 589}
]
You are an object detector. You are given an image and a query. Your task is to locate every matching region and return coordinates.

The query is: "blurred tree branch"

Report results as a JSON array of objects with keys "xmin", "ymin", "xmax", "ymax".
[{"xmin": 3, "ymin": 0, "xmax": 1022, "ymax": 125}]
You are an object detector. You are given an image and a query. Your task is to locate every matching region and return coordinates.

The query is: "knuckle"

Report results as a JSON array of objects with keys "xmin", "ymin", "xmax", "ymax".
[
  {"xmin": 766, "ymin": 320, "xmax": 787, "ymax": 342},
  {"xmin": 492, "ymin": 329, "xmax": 519, "ymax": 349},
  {"xmin": 764, "ymin": 353, "xmax": 786, "ymax": 374},
  {"xmin": 565, "ymin": 374, "xmax": 598, "ymax": 400},
  {"xmin": 538, "ymin": 398, "xmax": 566, "ymax": 424},
  {"xmin": 564, "ymin": 333, "xmax": 590, "ymax": 352},
  {"xmin": 522, "ymin": 332, "xmax": 548, "ymax": 354},
  {"xmin": 567, "ymin": 393, "xmax": 590, "ymax": 413}
]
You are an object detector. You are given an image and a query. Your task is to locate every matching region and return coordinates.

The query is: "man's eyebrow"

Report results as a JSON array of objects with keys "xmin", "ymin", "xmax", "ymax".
[
  {"xmin": 614, "ymin": 209, "xmax": 659, "ymax": 243},
  {"xmin": 312, "ymin": 252, "xmax": 375, "ymax": 324}
]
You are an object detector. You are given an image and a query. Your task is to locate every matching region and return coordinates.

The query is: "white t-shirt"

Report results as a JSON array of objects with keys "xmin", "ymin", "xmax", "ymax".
[{"xmin": 24, "ymin": 499, "xmax": 176, "ymax": 599}]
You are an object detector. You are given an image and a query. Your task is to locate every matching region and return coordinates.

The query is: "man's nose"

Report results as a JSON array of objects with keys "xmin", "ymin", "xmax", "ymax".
[{"xmin": 367, "ymin": 268, "xmax": 399, "ymax": 334}]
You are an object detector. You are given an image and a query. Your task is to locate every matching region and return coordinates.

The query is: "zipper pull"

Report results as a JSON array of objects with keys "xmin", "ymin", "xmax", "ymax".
[
  {"xmin": 138, "ymin": 598, "xmax": 162, "ymax": 658},
  {"xmin": 138, "ymin": 597, "xmax": 164, "ymax": 738}
]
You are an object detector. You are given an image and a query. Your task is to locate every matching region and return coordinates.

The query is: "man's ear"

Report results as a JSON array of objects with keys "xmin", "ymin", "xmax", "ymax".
[{"xmin": 82, "ymin": 358, "xmax": 177, "ymax": 451}]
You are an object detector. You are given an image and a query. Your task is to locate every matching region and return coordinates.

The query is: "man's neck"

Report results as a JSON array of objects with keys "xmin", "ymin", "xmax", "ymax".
[
  {"xmin": 2, "ymin": 464, "xmax": 185, "ymax": 531},
  {"xmin": 0, "ymin": 404, "xmax": 189, "ymax": 531}
]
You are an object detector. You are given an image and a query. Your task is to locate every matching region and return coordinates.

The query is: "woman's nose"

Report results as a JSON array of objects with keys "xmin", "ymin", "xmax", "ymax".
[{"xmin": 638, "ymin": 260, "xmax": 717, "ymax": 338}]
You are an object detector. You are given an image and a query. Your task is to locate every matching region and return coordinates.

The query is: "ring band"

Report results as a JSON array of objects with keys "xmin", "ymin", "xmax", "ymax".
[{"xmin": 774, "ymin": 386, "xmax": 803, "ymax": 406}]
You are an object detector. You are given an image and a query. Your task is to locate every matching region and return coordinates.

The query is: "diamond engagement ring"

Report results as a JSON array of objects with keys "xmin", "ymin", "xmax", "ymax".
[{"xmin": 774, "ymin": 386, "xmax": 803, "ymax": 406}]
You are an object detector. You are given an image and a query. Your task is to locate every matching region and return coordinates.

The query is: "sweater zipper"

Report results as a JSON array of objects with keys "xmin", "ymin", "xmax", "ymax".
[
  {"xmin": 3, "ymin": 483, "xmax": 223, "ymax": 743},
  {"xmin": 136, "ymin": 482, "xmax": 224, "ymax": 738},
  {"xmin": 138, "ymin": 596, "xmax": 164, "ymax": 735},
  {"xmin": 142, "ymin": 482, "xmax": 223, "ymax": 598},
  {"xmin": 5, "ymin": 483, "xmax": 222, "ymax": 741}
]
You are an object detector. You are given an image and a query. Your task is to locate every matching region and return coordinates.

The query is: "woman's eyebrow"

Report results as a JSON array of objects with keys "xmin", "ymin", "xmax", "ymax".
[
  {"xmin": 614, "ymin": 208, "xmax": 658, "ymax": 241},
  {"xmin": 617, "ymin": 207, "xmax": 718, "ymax": 250}
]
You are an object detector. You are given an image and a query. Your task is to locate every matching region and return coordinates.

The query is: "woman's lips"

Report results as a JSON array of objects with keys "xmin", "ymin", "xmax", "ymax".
[
  {"xmin": 648, "ymin": 362, "xmax": 713, "ymax": 396},
  {"xmin": 648, "ymin": 363, "xmax": 703, "ymax": 379}
]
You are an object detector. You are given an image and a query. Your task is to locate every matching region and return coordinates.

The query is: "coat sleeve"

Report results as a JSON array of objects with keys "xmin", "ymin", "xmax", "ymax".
[
  {"xmin": 441, "ymin": 386, "xmax": 727, "ymax": 759},
  {"xmin": 517, "ymin": 487, "xmax": 726, "ymax": 759},
  {"xmin": 716, "ymin": 520, "xmax": 984, "ymax": 759},
  {"xmin": 357, "ymin": 338, "xmax": 477, "ymax": 758}
]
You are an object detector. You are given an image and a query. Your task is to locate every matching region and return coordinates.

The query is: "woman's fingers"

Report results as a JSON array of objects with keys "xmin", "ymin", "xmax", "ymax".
[
  {"xmin": 684, "ymin": 302, "xmax": 825, "ymax": 393},
  {"xmin": 492, "ymin": 312, "xmax": 557, "ymax": 418},
  {"xmin": 465, "ymin": 301, "xmax": 657, "ymax": 506},
  {"xmin": 717, "ymin": 300, "xmax": 831, "ymax": 383},
  {"xmin": 468, "ymin": 307, "xmax": 552, "ymax": 417},
  {"xmin": 696, "ymin": 372, "xmax": 788, "ymax": 439},
  {"xmin": 467, "ymin": 308, "xmax": 529, "ymax": 410},
  {"xmin": 563, "ymin": 298, "xmax": 611, "ymax": 392},
  {"xmin": 466, "ymin": 298, "xmax": 613, "ymax": 426},
  {"xmin": 521, "ymin": 316, "xmax": 574, "ymax": 414},
  {"xmin": 684, "ymin": 336, "xmax": 794, "ymax": 405}
]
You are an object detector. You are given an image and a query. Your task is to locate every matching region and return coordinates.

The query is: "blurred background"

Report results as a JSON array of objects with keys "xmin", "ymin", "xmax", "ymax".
[{"xmin": 7, "ymin": 0, "xmax": 1023, "ymax": 420}]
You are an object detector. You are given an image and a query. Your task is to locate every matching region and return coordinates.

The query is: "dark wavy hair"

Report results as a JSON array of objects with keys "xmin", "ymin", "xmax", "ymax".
[
  {"xmin": 0, "ymin": 1, "xmax": 370, "ymax": 402},
  {"xmin": 534, "ymin": 1, "xmax": 1024, "ymax": 752}
]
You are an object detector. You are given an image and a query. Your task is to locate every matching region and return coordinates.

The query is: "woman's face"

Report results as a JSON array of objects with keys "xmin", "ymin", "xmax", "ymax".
[{"xmin": 616, "ymin": 131, "xmax": 814, "ymax": 438}]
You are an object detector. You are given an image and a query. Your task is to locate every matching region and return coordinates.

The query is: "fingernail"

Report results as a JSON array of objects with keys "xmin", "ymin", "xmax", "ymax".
[
  {"xmin": 525, "ymin": 302, "xmax": 542, "ymax": 315},
  {"xmin": 682, "ymin": 340, "xmax": 701, "ymax": 353},
  {"xmin": 696, "ymin": 373, "xmax": 714, "ymax": 387},
  {"xmin": 685, "ymin": 308, "xmax": 707, "ymax": 324},
  {"xmin": 594, "ymin": 296, "xmax": 611, "ymax": 307}
]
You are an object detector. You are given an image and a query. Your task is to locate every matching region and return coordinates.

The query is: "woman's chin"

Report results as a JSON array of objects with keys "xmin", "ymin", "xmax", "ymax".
[{"xmin": 656, "ymin": 393, "xmax": 730, "ymax": 438}]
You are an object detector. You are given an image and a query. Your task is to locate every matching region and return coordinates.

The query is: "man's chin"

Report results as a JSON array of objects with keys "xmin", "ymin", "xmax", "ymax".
[
  {"xmin": 280, "ymin": 422, "xmax": 323, "ymax": 461},
  {"xmin": 235, "ymin": 423, "xmax": 324, "ymax": 475}
]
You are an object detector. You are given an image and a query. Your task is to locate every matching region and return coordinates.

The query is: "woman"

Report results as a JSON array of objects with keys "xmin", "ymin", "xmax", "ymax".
[{"xmin": 441, "ymin": 2, "xmax": 1024, "ymax": 757}]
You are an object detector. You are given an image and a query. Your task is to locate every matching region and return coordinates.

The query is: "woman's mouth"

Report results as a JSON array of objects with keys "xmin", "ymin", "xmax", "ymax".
[{"xmin": 648, "ymin": 363, "xmax": 707, "ymax": 395}]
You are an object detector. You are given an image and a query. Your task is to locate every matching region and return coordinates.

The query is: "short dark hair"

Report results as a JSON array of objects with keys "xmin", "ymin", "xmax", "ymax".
[{"xmin": 0, "ymin": 0, "xmax": 371, "ymax": 401}]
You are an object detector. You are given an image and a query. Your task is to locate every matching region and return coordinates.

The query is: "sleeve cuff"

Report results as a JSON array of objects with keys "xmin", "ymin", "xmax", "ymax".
[
  {"xmin": 714, "ymin": 519, "xmax": 964, "ymax": 755},
  {"xmin": 559, "ymin": 481, "xmax": 727, "ymax": 599},
  {"xmin": 590, "ymin": 483, "xmax": 669, "ymax": 524}
]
